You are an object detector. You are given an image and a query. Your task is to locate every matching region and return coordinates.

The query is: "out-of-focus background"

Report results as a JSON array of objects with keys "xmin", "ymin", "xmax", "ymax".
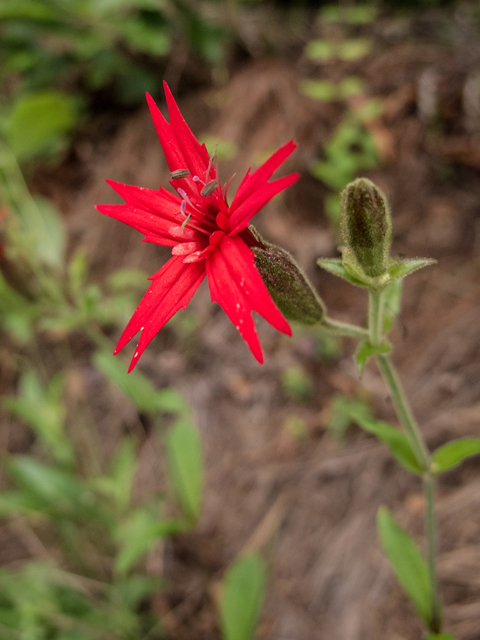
[{"xmin": 1, "ymin": 1, "xmax": 480, "ymax": 638}]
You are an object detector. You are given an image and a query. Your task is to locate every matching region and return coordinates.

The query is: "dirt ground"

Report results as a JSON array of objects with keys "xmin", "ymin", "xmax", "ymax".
[{"xmin": 7, "ymin": 6, "xmax": 480, "ymax": 640}]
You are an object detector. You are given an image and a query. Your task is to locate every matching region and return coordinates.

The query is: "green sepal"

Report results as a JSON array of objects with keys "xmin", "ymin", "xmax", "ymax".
[
  {"xmin": 317, "ymin": 258, "xmax": 369, "ymax": 288},
  {"xmin": 252, "ymin": 231, "xmax": 325, "ymax": 325},
  {"xmin": 430, "ymin": 438, "xmax": 480, "ymax": 475},
  {"xmin": 388, "ymin": 258, "xmax": 436, "ymax": 281},
  {"xmin": 354, "ymin": 339, "xmax": 391, "ymax": 376},
  {"xmin": 377, "ymin": 507, "xmax": 432, "ymax": 626},
  {"xmin": 427, "ymin": 634, "xmax": 458, "ymax": 640},
  {"xmin": 317, "ymin": 253, "xmax": 390, "ymax": 290},
  {"xmin": 353, "ymin": 415, "xmax": 422, "ymax": 474}
]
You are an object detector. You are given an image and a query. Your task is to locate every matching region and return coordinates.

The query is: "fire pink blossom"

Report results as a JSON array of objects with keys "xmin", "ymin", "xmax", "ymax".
[{"xmin": 97, "ymin": 82, "xmax": 299, "ymax": 371}]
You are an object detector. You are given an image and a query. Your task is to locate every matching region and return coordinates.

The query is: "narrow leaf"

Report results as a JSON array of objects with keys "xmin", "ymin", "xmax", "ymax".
[
  {"xmin": 165, "ymin": 419, "xmax": 203, "ymax": 524},
  {"xmin": 115, "ymin": 508, "xmax": 183, "ymax": 575},
  {"xmin": 378, "ymin": 507, "xmax": 432, "ymax": 626},
  {"xmin": 431, "ymin": 438, "xmax": 480, "ymax": 475},
  {"xmin": 6, "ymin": 90, "xmax": 79, "ymax": 161},
  {"xmin": 388, "ymin": 258, "xmax": 436, "ymax": 281},
  {"xmin": 354, "ymin": 416, "xmax": 421, "ymax": 474},
  {"xmin": 354, "ymin": 340, "xmax": 390, "ymax": 376},
  {"xmin": 317, "ymin": 258, "xmax": 368, "ymax": 288},
  {"xmin": 94, "ymin": 350, "xmax": 188, "ymax": 415},
  {"xmin": 220, "ymin": 554, "xmax": 266, "ymax": 640},
  {"xmin": 110, "ymin": 437, "xmax": 137, "ymax": 512}
]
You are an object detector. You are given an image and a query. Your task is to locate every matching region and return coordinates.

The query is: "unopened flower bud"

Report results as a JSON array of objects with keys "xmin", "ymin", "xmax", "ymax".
[
  {"xmin": 341, "ymin": 178, "xmax": 392, "ymax": 278},
  {"xmin": 252, "ymin": 241, "xmax": 325, "ymax": 325}
]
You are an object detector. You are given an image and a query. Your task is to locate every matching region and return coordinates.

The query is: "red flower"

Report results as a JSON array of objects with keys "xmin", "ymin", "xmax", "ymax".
[{"xmin": 97, "ymin": 82, "xmax": 299, "ymax": 371}]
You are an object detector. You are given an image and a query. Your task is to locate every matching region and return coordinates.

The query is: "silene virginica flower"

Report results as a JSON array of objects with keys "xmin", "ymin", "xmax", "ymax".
[{"xmin": 97, "ymin": 82, "xmax": 299, "ymax": 371}]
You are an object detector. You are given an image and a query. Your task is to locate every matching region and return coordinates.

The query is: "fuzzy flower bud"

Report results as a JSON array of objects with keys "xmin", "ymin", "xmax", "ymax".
[
  {"xmin": 340, "ymin": 178, "xmax": 392, "ymax": 278},
  {"xmin": 252, "ymin": 240, "xmax": 325, "ymax": 325}
]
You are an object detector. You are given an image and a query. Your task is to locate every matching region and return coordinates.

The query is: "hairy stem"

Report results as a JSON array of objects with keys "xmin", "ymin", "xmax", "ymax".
[
  {"xmin": 424, "ymin": 474, "xmax": 442, "ymax": 632},
  {"xmin": 368, "ymin": 289, "xmax": 384, "ymax": 346},
  {"xmin": 374, "ymin": 355, "xmax": 440, "ymax": 630},
  {"xmin": 321, "ymin": 316, "xmax": 369, "ymax": 340}
]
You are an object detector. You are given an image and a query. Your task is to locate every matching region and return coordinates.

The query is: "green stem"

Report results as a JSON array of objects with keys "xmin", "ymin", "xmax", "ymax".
[
  {"xmin": 368, "ymin": 289, "xmax": 384, "ymax": 346},
  {"xmin": 321, "ymin": 316, "xmax": 369, "ymax": 340},
  {"xmin": 375, "ymin": 354, "xmax": 440, "ymax": 632},
  {"xmin": 424, "ymin": 474, "xmax": 442, "ymax": 633},
  {"xmin": 375, "ymin": 355, "xmax": 430, "ymax": 470},
  {"xmin": 368, "ymin": 286, "xmax": 440, "ymax": 631}
]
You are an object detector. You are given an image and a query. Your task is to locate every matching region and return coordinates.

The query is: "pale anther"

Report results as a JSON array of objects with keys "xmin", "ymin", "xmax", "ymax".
[
  {"xmin": 201, "ymin": 179, "xmax": 219, "ymax": 197},
  {"xmin": 170, "ymin": 169, "xmax": 190, "ymax": 179}
]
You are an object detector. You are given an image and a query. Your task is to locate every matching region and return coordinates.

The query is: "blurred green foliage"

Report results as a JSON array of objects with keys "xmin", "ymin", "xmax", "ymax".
[
  {"xmin": 302, "ymin": 4, "xmax": 381, "ymax": 227},
  {"xmin": 326, "ymin": 393, "xmax": 372, "ymax": 440},
  {"xmin": 0, "ymin": 114, "xmax": 207, "ymax": 636},
  {"xmin": 219, "ymin": 554, "xmax": 266, "ymax": 640}
]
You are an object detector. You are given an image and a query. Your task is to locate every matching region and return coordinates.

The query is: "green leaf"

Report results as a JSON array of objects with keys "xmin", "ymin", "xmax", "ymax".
[
  {"xmin": 326, "ymin": 393, "xmax": 371, "ymax": 440},
  {"xmin": 165, "ymin": 419, "xmax": 203, "ymax": 524},
  {"xmin": 3, "ymin": 370, "xmax": 73, "ymax": 465},
  {"xmin": 317, "ymin": 258, "xmax": 368, "ymax": 288},
  {"xmin": 5, "ymin": 90, "xmax": 79, "ymax": 161},
  {"xmin": 115, "ymin": 508, "xmax": 183, "ymax": 575},
  {"xmin": 431, "ymin": 438, "xmax": 480, "ymax": 475},
  {"xmin": 114, "ymin": 574, "xmax": 161, "ymax": 611},
  {"xmin": 377, "ymin": 507, "xmax": 432, "ymax": 626},
  {"xmin": 219, "ymin": 554, "xmax": 266, "ymax": 640},
  {"xmin": 383, "ymin": 279, "xmax": 402, "ymax": 334},
  {"xmin": 319, "ymin": 5, "xmax": 377, "ymax": 24},
  {"xmin": 388, "ymin": 258, "xmax": 436, "ymax": 280},
  {"xmin": 115, "ymin": 17, "xmax": 170, "ymax": 56},
  {"xmin": 304, "ymin": 38, "xmax": 335, "ymax": 61},
  {"xmin": 108, "ymin": 437, "xmax": 137, "ymax": 512},
  {"xmin": 94, "ymin": 350, "xmax": 189, "ymax": 415},
  {"xmin": 107, "ymin": 268, "xmax": 148, "ymax": 291},
  {"xmin": 354, "ymin": 340, "xmax": 391, "ymax": 376},
  {"xmin": 338, "ymin": 39, "xmax": 372, "ymax": 61},
  {"xmin": 6, "ymin": 456, "xmax": 111, "ymax": 526},
  {"xmin": 427, "ymin": 634, "xmax": 458, "ymax": 640},
  {"xmin": 300, "ymin": 80, "xmax": 339, "ymax": 102},
  {"xmin": 282, "ymin": 365, "xmax": 314, "ymax": 401},
  {"xmin": 354, "ymin": 416, "xmax": 422, "ymax": 474},
  {"xmin": 30, "ymin": 196, "xmax": 66, "ymax": 267},
  {"xmin": 338, "ymin": 76, "xmax": 365, "ymax": 98},
  {"xmin": 68, "ymin": 248, "xmax": 89, "ymax": 297}
]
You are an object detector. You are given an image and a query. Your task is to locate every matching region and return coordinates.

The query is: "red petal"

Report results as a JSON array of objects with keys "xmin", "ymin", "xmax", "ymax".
[
  {"xmin": 146, "ymin": 93, "xmax": 196, "ymax": 198},
  {"xmin": 163, "ymin": 82, "xmax": 211, "ymax": 181},
  {"xmin": 114, "ymin": 256, "xmax": 205, "ymax": 371},
  {"xmin": 231, "ymin": 141, "xmax": 297, "ymax": 211},
  {"xmin": 206, "ymin": 235, "xmax": 291, "ymax": 363},
  {"xmin": 97, "ymin": 204, "xmax": 178, "ymax": 246},
  {"xmin": 97, "ymin": 181, "xmax": 207, "ymax": 246},
  {"xmin": 227, "ymin": 173, "xmax": 299, "ymax": 236}
]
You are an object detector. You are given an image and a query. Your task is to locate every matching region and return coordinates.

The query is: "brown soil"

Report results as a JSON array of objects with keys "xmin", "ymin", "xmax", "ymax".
[{"xmin": 4, "ymin": 7, "xmax": 480, "ymax": 640}]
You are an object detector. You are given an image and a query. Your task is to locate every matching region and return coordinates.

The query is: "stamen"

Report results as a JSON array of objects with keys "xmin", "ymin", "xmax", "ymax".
[
  {"xmin": 201, "ymin": 179, "xmax": 219, "ymax": 197},
  {"xmin": 192, "ymin": 175, "xmax": 200, "ymax": 182},
  {"xmin": 180, "ymin": 200, "xmax": 187, "ymax": 216},
  {"xmin": 170, "ymin": 169, "xmax": 190, "ymax": 179},
  {"xmin": 205, "ymin": 145, "xmax": 218, "ymax": 182},
  {"xmin": 181, "ymin": 213, "xmax": 192, "ymax": 231}
]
